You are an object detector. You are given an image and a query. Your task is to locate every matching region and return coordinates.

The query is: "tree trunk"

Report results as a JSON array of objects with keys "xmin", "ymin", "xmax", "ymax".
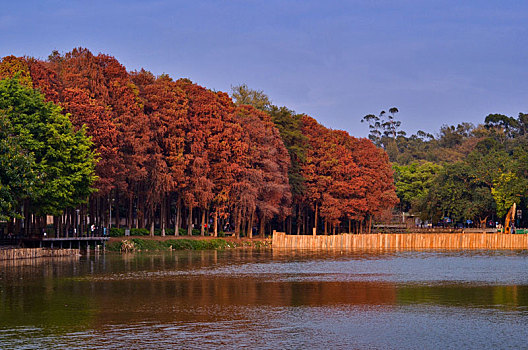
[
  {"xmin": 214, "ymin": 210, "xmax": 218, "ymax": 237},
  {"xmin": 138, "ymin": 195, "xmax": 144, "ymax": 228},
  {"xmin": 324, "ymin": 220, "xmax": 328, "ymax": 235},
  {"xmin": 66, "ymin": 212, "xmax": 70, "ymax": 237},
  {"xmin": 200, "ymin": 209, "xmax": 205, "ymax": 236},
  {"xmin": 175, "ymin": 198, "xmax": 180, "ymax": 236},
  {"xmin": 314, "ymin": 203, "xmax": 318, "ymax": 235},
  {"xmin": 259, "ymin": 214, "xmax": 265, "ymax": 237},
  {"xmin": 53, "ymin": 216, "xmax": 59, "ymax": 238},
  {"xmin": 150, "ymin": 216, "xmax": 155, "ymax": 237},
  {"xmin": 128, "ymin": 195, "xmax": 133, "ymax": 229},
  {"xmin": 166, "ymin": 196, "xmax": 171, "ymax": 235},
  {"xmin": 235, "ymin": 208, "xmax": 241, "ymax": 239},
  {"xmin": 107, "ymin": 193, "xmax": 111, "ymax": 229},
  {"xmin": 248, "ymin": 210, "xmax": 254, "ymax": 238},
  {"xmin": 161, "ymin": 197, "xmax": 166, "ymax": 237},
  {"xmin": 241, "ymin": 215, "xmax": 246, "ymax": 238},
  {"xmin": 368, "ymin": 215, "xmax": 372, "ymax": 234},
  {"xmin": 135, "ymin": 196, "xmax": 139, "ymax": 229},
  {"xmin": 88, "ymin": 198, "xmax": 93, "ymax": 227},
  {"xmin": 115, "ymin": 190, "xmax": 120, "ymax": 228},
  {"xmin": 296, "ymin": 205, "xmax": 301, "ymax": 235},
  {"xmin": 81, "ymin": 205, "xmax": 86, "ymax": 236},
  {"xmin": 187, "ymin": 204, "xmax": 193, "ymax": 236}
]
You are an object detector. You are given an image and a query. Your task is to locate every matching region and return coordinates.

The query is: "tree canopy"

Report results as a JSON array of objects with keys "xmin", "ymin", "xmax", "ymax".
[
  {"xmin": 0, "ymin": 76, "xmax": 97, "ymax": 219},
  {"xmin": 0, "ymin": 50, "xmax": 398, "ymax": 237},
  {"xmin": 364, "ymin": 108, "xmax": 528, "ymax": 227}
]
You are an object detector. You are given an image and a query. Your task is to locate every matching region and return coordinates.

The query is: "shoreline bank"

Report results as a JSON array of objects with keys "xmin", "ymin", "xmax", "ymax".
[
  {"xmin": 106, "ymin": 236, "xmax": 271, "ymax": 252},
  {"xmin": 0, "ymin": 247, "xmax": 80, "ymax": 261}
]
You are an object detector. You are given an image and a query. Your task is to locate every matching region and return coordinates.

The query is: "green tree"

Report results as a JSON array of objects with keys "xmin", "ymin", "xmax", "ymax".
[
  {"xmin": 0, "ymin": 114, "xmax": 35, "ymax": 219},
  {"xmin": 393, "ymin": 162, "xmax": 442, "ymax": 212},
  {"xmin": 418, "ymin": 162, "xmax": 494, "ymax": 224},
  {"xmin": 231, "ymin": 84, "xmax": 271, "ymax": 111},
  {"xmin": 491, "ymin": 172, "xmax": 526, "ymax": 218},
  {"xmin": 361, "ymin": 107, "xmax": 405, "ymax": 148},
  {"xmin": 0, "ymin": 77, "xmax": 97, "ymax": 216},
  {"xmin": 484, "ymin": 113, "xmax": 519, "ymax": 139},
  {"xmin": 268, "ymin": 105, "xmax": 308, "ymax": 198}
]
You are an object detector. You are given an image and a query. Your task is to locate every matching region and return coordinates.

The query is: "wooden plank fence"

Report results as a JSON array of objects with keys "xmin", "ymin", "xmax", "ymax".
[
  {"xmin": 272, "ymin": 232, "xmax": 528, "ymax": 250},
  {"xmin": 0, "ymin": 248, "xmax": 80, "ymax": 261}
]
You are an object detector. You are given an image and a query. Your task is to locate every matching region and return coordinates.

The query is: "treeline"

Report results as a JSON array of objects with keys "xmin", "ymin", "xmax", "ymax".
[
  {"xmin": 363, "ymin": 109, "xmax": 528, "ymax": 227},
  {"xmin": 0, "ymin": 48, "xmax": 397, "ymax": 238}
]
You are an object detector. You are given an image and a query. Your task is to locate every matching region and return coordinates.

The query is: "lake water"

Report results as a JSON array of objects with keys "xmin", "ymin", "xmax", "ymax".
[{"xmin": 1, "ymin": 249, "xmax": 527, "ymax": 349}]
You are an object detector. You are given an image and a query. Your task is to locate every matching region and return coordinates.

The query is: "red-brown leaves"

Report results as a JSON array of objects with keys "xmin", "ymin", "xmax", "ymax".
[
  {"xmin": 1, "ymin": 48, "xmax": 398, "ymax": 232},
  {"xmin": 61, "ymin": 87, "xmax": 119, "ymax": 194},
  {"xmin": 234, "ymin": 105, "xmax": 292, "ymax": 220},
  {"xmin": 301, "ymin": 115, "xmax": 397, "ymax": 225},
  {"xmin": 131, "ymin": 70, "xmax": 189, "ymax": 207}
]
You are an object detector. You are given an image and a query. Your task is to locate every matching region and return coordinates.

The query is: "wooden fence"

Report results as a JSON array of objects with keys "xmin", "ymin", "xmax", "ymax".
[
  {"xmin": 272, "ymin": 232, "xmax": 528, "ymax": 250},
  {"xmin": 0, "ymin": 248, "xmax": 80, "ymax": 261}
]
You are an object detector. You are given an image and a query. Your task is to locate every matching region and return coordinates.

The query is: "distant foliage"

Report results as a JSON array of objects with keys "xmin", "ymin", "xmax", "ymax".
[{"xmin": 367, "ymin": 107, "xmax": 528, "ymax": 226}]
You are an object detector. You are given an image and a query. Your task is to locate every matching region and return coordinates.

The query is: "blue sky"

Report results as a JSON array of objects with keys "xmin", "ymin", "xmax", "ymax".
[{"xmin": 1, "ymin": 0, "xmax": 527, "ymax": 137}]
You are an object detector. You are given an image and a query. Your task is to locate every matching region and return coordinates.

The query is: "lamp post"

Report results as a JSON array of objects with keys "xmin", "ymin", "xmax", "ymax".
[
  {"xmin": 76, "ymin": 208, "xmax": 80, "ymax": 237},
  {"xmin": 109, "ymin": 199, "xmax": 112, "ymax": 231}
]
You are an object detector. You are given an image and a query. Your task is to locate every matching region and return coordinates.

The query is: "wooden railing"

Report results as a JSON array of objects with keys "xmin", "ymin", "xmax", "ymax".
[{"xmin": 272, "ymin": 232, "xmax": 528, "ymax": 250}]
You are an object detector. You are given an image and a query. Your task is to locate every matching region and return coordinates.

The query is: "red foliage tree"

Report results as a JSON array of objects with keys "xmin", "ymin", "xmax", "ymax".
[
  {"xmin": 176, "ymin": 79, "xmax": 236, "ymax": 236},
  {"xmin": 61, "ymin": 87, "xmax": 119, "ymax": 195},
  {"xmin": 2, "ymin": 48, "xmax": 399, "ymax": 237},
  {"xmin": 131, "ymin": 70, "xmax": 189, "ymax": 235},
  {"xmin": 49, "ymin": 48, "xmax": 150, "ymax": 229},
  {"xmin": 301, "ymin": 115, "xmax": 397, "ymax": 234},
  {"xmin": 351, "ymin": 138, "xmax": 399, "ymax": 231},
  {"xmin": 234, "ymin": 105, "xmax": 291, "ymax": 237}
]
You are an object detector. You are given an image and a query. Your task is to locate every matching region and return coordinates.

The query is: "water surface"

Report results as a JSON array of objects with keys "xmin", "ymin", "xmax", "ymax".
[{"xmin": 1, "ymin": 249, "xmax": 527, "ymax": 349}]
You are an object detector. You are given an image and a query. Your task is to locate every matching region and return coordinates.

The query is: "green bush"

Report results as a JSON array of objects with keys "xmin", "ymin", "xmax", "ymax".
[
  {"xmin": 130, "ymin": 228, "xmax": 149, "ymax": 236},
  {"xmin": 131, "ymin": 238, "xmax": 162, "ymax": 250},
  {"xmin": 105, "ymin": 237, "xmax": 270, "ymax": 252},
  {"xmin": 109, "ymin": 228, "xmax": 125, "ymax": 237},
  {"xmin": 105, "ymin": 241, "xmax": 122, "ymax": 251},
  {"xmin": 111, "ymin": 238, "xmax": 233, "ymax": 251}
]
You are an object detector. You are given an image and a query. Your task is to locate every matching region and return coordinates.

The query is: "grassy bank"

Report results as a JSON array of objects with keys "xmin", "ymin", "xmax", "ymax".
[{"xmin": 106, "ymin": 238, "xmax": 271, "ymax": 252}]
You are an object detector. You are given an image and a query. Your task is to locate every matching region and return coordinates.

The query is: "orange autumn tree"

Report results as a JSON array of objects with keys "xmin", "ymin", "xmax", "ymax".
[
  {"xmin": 176, "ymin": 79, "xmax": 244, "ymax": 236},
  {"xmin": 48, "ymin": 49, "xmax": 141, "ymax": 229},
  {"xmin": 1, "ymin": 49, "xmax": 399, "ymax": 237},
  {"xmin": 352, "ymin": 138, "xmax": 399, "ymax": 232},
  {"xmin": 301, "ymin": 115, "xmax": 397, "ymax": 234},
  {"xmin": 234, "ymin": 105, "xmax": 291, "ymax": 237},
  {"xmin": 0, "ymin": 54, "xmax": 118, "ymax": 234},
  {"xmin": 0, "ymin": 56, "xmax": 32, "ymax": 87},
  {"xmin": 131, "ymin": 70, "xmax": 189, "ymax": 236}
]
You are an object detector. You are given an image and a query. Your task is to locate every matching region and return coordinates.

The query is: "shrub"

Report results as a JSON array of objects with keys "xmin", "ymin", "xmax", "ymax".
[
  {"xmin": 105, "ymin": 241, "xmax": 122, "ymax": 251},
  {"xmin": 109, "ymin": 228, "xmax": 125, "ymax": 237},
  {"xmin": 130, "ymin": 228, "xmax": 149, "ymax": 236},
  {"xmin": 131, "ymin": 238, "xmax": 162, "ymax": 250}
]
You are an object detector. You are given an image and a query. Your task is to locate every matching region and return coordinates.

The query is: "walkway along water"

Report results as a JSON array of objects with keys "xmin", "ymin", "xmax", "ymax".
[{"xmin": 272, "ymin": 231, "xmax": 528, "ymax": 249}]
